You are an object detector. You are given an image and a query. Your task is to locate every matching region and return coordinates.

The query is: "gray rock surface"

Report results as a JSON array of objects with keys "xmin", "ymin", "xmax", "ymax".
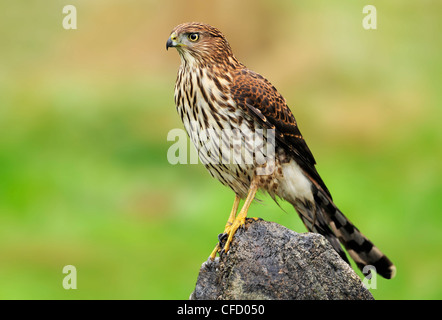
[{"xmin": 190, "ymin": 220, "xmax": 373, "ymax": 300}]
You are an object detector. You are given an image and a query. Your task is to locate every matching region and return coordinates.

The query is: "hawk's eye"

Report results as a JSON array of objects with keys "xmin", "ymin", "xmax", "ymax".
[{"xmin": 188, "ymin": 33, "xmax": 199, "ymax": 42}]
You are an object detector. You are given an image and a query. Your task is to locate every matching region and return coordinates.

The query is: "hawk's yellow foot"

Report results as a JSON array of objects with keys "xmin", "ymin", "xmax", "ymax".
[
  {"xmin": 209, "ymin": 182, "xmax": 258, "ymax": 259},
  {"xmin": 209, "ymin": 244, "xmax": 220, "ymax": 261},
  {"xmin": 221, "ymin": 217, "xmax": 262, "ymax": 253},
  {"xmin": 220, "ymin": 181, "xmax": 259, "ymax": 255},
  {"xmin": 209, "ymin": 195, "xmax": 241, "ymax": 260},
  {"xmin": 222, "ymin": 212, "xmax": 247, "ymax": 253}
]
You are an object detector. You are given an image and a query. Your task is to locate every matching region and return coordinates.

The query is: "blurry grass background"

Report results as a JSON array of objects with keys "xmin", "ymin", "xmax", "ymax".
[{"xmin": 0, "ymin": 0, "xmax": 441, "ymax": 299}]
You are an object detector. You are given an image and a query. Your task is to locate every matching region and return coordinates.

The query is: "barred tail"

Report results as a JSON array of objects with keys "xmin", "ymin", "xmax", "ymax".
[{"xmin": 292, "ymin": 185, "xmax": 396, "ymax": 279}]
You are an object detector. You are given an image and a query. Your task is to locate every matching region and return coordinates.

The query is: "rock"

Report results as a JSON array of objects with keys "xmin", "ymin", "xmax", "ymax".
[{"xmin": 190, "ymin": 220, "xmax": 373, "ymax": 300}]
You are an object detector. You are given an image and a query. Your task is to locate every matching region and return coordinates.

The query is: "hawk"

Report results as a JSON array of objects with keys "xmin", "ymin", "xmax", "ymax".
[{"xmin": 166, "ymin": 22, "xmax": 396, "ymax": 279}]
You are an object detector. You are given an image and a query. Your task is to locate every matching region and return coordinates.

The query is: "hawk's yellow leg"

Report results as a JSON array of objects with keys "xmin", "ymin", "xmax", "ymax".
[
  {"xmin": 223, "ymin": 182, "xmax": 258, "ymax": 253},
  {"xmin": 209, "ymin": 195, "xmax": 241, "ymax": 260}
]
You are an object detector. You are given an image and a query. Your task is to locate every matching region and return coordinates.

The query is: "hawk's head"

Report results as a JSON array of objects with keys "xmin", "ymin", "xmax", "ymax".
[{"xmin": 166, "ymin": 22, "xmax": 238, "ymax": 67}]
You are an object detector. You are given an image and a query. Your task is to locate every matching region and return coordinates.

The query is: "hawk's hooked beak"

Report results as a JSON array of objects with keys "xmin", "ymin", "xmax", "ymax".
[{"xmin": 166, "ymin": 33, "xmax": 178, "ymax": 50}]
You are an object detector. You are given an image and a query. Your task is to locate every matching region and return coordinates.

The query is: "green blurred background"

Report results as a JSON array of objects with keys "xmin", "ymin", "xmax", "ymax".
[{"xmin": 0, "ymin": 0, "xmax": 441, "ymax": 299}]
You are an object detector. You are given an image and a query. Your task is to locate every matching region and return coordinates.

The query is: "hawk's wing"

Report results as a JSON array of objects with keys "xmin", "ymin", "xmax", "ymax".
[{"xmin": 231, "ymin": 68, "xmax": 332, "ymax": 199}]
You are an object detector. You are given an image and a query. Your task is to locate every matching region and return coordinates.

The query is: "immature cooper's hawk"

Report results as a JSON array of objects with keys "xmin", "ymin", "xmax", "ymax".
[{"xmin": 166, "ymin": 22, "xmax": 396, "ymax": 279}]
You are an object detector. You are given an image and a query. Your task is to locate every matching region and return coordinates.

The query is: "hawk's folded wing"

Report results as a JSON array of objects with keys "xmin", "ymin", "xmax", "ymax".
[{"xmin": 231, "ymin": 68, "xmax": 332, "ymax": 199}]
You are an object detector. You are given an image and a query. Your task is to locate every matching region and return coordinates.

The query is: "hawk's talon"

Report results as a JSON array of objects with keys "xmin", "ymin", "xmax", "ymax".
[{"xmin": 218, "ymin": 232, "xmax": 228, "ymax": 244}]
